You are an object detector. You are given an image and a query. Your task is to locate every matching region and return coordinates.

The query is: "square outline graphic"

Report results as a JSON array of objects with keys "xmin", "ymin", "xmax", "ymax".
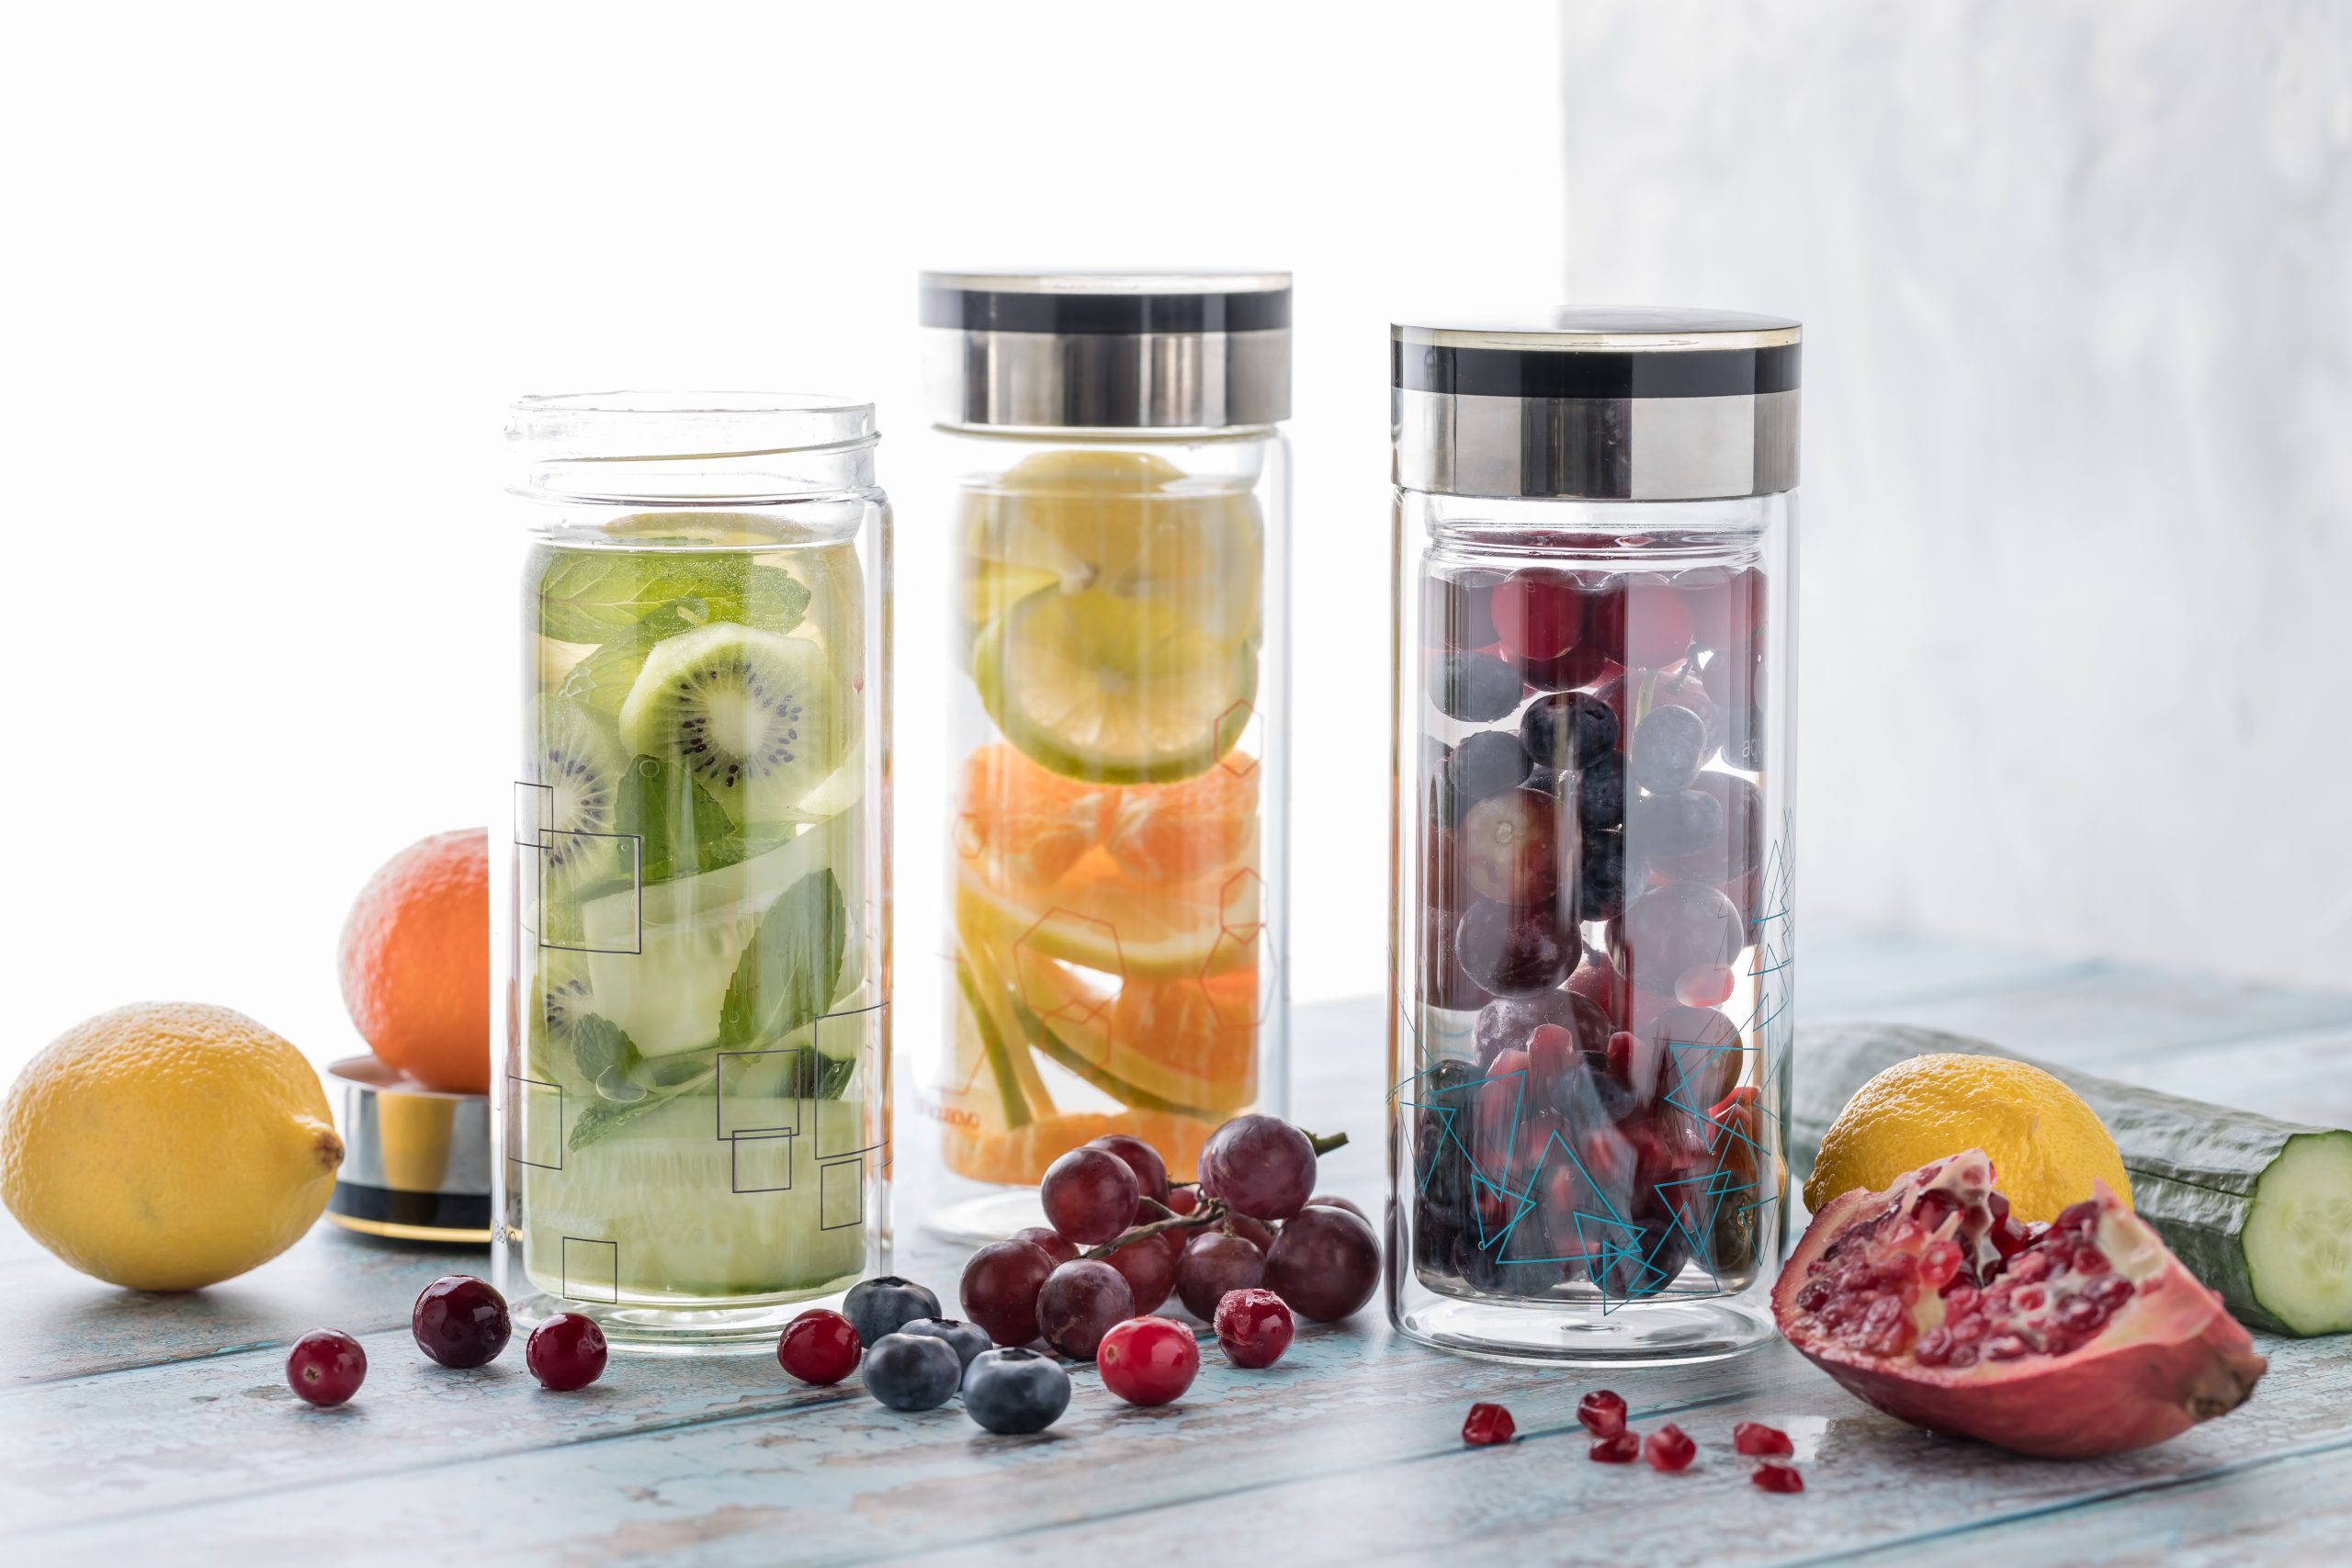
[
  {"xmin": 819, "ymin": 1157, "xmax": 865, "ymax": 1231},
  {"xmin": 560, "ymin": 1236, "xmax": 619, "ymax": 1304},
  {"xmin": 716, "ymin": 1047, "xmax": 805, "ymax": 1142},
  {"xmin": 730, "ymin": 1133, "xmax": 795, "ymax": 1194},
  {"xmin": 505, "ymin": 1074, "xmax": 563, "ymax": 1170},
  {"xmin": 537, "ymin": 829, "xmax": 643, "ymax": 955},
  {"xmin": 813, "ymin": 1003, "xmax": 886, "ymax": 1161}
]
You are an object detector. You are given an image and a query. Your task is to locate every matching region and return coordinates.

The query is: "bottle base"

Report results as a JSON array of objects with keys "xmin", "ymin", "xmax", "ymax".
[
  {"xmin": 508, "ymin": 1280, "xmax": 859, "ymax": 1355},
  {"xmin": 921, "ymin": 1186, "xmax": 1048, "ymax": 1247},
  {"xmin": 1393, "ymin": 1292, "xmax": 1777, "ymax": 1367}
]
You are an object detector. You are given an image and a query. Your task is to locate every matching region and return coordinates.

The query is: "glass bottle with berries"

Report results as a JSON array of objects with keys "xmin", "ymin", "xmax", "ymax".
[
  {"xmin": 917, "ymin": 271, "xmax": 1293, "ymax": 1242},
  {"xmin": 1386, "ymin": 310, "xmax": 1800, "ymax": 1362}
]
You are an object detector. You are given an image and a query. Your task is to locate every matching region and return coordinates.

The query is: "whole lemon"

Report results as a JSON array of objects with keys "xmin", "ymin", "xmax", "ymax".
[
  {"xmin": 1805, "ymin": 1053, "xmax": 2132, "ymax": 1224},
  {"xmin": 2, "ymin": 1003, "xmax": 343, "ymax": 1290}
]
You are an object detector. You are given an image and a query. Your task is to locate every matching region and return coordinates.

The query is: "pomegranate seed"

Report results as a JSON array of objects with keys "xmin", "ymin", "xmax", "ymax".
[
  {"xmin": 1589, "ymin": 1431, "xmax": 1641, "ymax": 1463},
  {"xmin": 1918, "ymin": 1239, "xmax": 1962, "ymax": 1289},
  {"xmin": 1644, "ymin": 1423, "xmax": 1697, "ymax": 1472},
  {"xmin": 1463, "ymin": 1402, "xmax": 1516, "ymax": 1446},
  {"xmin": 1577, "ymin": 1389, "xmax": 1628, "ymax": 1437},
  {"xmin": 1733, "ymin": 1421, "xmax": 1792, "ymax": 1456},
  {"xmin": 1752, "ymin": 1461, "xmax": 1805, "ymax": 1494}
]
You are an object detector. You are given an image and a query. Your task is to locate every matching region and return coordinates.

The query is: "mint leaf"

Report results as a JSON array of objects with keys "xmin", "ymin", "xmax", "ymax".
[
  {"xmin": 717, "ymin": 871, "xmax": 845, "ymax": 1051},
  {"xmin": 571, "ymin": 1012, "xmax": 639, "ymax": 1088},
  {"xmin": 568, "ymin": 1060, "xmax": 717, "ymax": 1152},
  {"xmin": 814, "ymin": 1054, "xmax": 859, "ymax": 1101},
  {"xmin": 534, "ymin": 549, "xmax": 813, "ymax": 647},
  {"xmin": 612, "ymin": 754, "xmax": 741, "ymax": 886}
]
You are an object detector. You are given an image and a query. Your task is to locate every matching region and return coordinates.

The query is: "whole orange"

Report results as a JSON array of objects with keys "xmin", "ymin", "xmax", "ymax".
[{"xmin": 337, "ymin": 829, "xmax": 490, "ymax": 1094}]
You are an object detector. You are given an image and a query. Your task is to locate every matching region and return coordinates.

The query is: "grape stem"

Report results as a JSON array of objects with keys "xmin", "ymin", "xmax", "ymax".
[
  {"xmin": 1306, "ymin": 1129, "xmax": 1350, "ymax": 1157},
  {"xmin": 1086, "ymin": 1199, "xmax": 1228, "ymax": 1260}
]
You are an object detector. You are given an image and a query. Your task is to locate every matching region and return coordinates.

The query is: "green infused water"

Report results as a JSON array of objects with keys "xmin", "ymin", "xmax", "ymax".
[{"xmin": 513, "ymin": 513, "xmax": 876, "ymax": 1307}]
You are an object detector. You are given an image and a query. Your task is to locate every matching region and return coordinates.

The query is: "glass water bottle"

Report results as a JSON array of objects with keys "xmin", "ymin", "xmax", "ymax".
[
  {"xmin": 496, "ymin": 393, "xmax": 891, "ymax": 1347},
  {"xmin": 918, "ymin": 272, "xmax": 1292, "ymax": 1241},
  {"xmin": 1386, "ymin": 310, "xmax": 1800, "ymax": 1362}
]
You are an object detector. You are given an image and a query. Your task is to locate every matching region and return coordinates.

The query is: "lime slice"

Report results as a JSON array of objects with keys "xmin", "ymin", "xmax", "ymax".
[{"xmin": 974, "ymin": 588, "xmax": 1255, "ymax": 784}]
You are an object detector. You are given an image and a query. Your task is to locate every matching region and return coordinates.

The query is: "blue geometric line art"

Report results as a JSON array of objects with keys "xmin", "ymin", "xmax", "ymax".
[{"xmin": 1395, "ymin": 1060, "xmax": 1527, "ymax": 1193}]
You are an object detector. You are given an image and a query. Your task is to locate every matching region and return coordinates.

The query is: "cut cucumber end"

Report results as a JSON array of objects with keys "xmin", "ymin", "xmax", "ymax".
[{"xmin": 2245, "ymin": 1129, "xmax": 2352, "ymax": 1335}]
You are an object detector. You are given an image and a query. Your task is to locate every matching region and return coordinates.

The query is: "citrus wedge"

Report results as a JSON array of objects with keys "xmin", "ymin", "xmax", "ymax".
[
  {"xmin": 974, "ymin": 588, "xmax": 1256, "ymax": 785},
  {"xmin": 956, "ymin": 850, "xmax": 1258, "ymax": 984}
]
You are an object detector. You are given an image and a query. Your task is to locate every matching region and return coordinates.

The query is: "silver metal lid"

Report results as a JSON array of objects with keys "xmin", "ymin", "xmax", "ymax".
[
  {"xmin": 922, "ymin": 270, "xmax": 1292, "ymax": 431},
  {"xmin": 1393, "ymin": 308, "xmax": 1801, "ymax": 500}
]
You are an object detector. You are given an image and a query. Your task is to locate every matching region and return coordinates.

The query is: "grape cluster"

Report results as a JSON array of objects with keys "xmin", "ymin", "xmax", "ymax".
[
  {"xmin": 959, "ymin": 1115, "xmax": 1379, "ymax": 1391},
  {"xmin": 1416, "ymin": 558, "xmax": 1772, "ymax": 1305}
]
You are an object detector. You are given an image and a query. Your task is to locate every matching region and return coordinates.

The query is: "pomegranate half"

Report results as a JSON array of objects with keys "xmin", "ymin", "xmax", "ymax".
[{"xmin": 1773, "ymin": 1149, "xmax": 2266, "ymax": 1458}]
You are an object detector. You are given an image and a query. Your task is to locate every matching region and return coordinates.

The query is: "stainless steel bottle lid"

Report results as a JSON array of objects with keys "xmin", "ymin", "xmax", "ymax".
[
  {"xmin": 922, "ymin": 270, "xmax": 1292, "ymax": 431},
  {"xmin": 1393, "ymin": 308, "xmax": 1800, "ymax": 501},
  {"xmin": 322, "ymin": 1056, "xmax": 492, "ymax": 1246}
]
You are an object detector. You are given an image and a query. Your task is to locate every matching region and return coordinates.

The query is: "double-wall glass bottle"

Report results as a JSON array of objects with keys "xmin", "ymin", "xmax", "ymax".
[
  {"xmin": 1387, "ymin": 310, "xmax": 1800, "ymax": 1362},
  {"xmin": 918, "ymin": 272, "xmax": 1291, "ymax": 1240},
  {"xmin": 496, "ymin": 393, "xmax": 891, "ymax": 1348}
]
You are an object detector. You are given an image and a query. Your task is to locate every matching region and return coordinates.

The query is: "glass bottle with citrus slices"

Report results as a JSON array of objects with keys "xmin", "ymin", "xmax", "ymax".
[{"xmin": 919, "ymin": 272, "xmax": 1292, "ymax": 1240}]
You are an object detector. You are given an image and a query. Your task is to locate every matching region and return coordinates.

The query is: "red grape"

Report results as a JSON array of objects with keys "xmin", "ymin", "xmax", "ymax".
[
  {"xmin": 1491, "ymin": 568, "xmax": 1583, "ymax": 666},
  {"xmin": 1100, "ymin": 1225, "xmax": 1181, "ymax": 1315},
  {"xmin": 1214, "ymin": 1287, "xmax": 1295, "ymax": 1369},
  {"xmin": 1588, "ymin": 573, "xmax": 1695, "ymax": 667},
  {"xmin": 1262, "ymin": 1204, "xmax": 1380, "ymax": 1322},
  {"xmin": 1614, "ymin": 881, "xmax": 1743, "ymax": 998},
  {"xmin": 1454, "ymin": 898, "xmax": 1577, "ymax": 997},
  {"xmin": 960, "ymin": 1239, "xmax": 1057, "ymax": 1347},
  {"xmin": 1040, "ymin": 1146, "xmax": 1139, "ymax": 1245},
  {"xmin": 1200, "ymin": 1114, "xmax": 1317, "ymax": 1222},
  {"xmin": 1096, "ymin": 1315, "xmax": 1200, "ymax": 1406},
  {"xmin": 1035, "ymin": 1259, "xmax": 1134, "ymax": 1360},
  {"xmin": 1304, "ymin": 1193, "xmax": 1367, "ymax": 1224},
  {"xmin": 1459, "ymin": 789, "xmax": 1562, "ymax": 908},
  {"xmin": 1223, "ymin": 1212, "xmax": 1276, "ymax": 1253},
  {"xmin": 1176, "ymin": 1229, "xmax": 1265, "ymax": 1319},
  {"xmin": 1086, "ymin": 1134, "xmax": 1170, "ymax": 1208},
  {"xmin": 1010, "ymin": 1225, "xmax": 1079, "ymax": 1267}
]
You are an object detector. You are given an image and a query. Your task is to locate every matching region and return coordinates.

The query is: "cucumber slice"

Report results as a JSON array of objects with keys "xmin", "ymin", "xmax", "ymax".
[{"xmin": 1795, "ymin": 1022, "xmax": 2352, "ymax": 1335}]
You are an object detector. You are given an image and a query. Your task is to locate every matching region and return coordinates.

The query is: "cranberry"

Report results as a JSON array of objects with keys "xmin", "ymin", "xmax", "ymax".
[
  {"xmin": 1096, "ymin": 1315, "xmax": 1200, "ymax": 1407},
  {"xmin": 1645, "ymin": 1423, "xmax": 1697, "ymax": 1472},
  {"xmin": 777, "ymin": 1308, "xmax": 862, "ymax": 1385},
  {"xmin": 1462, "ymin": 1402, "xmax": 1517, "ymax": 1446},
  {"xmin": 1213, "ymin": 1287, "xmax": 1295, "ymax": 1370},
  {"xmin": 1577, "ymin": 1389, "xmax": 1627, "ymax": 1437},
  {"xmin": 285, "ymin": 1329, "xmax": 367, "ymax": 1407},
  {"xmin": 412, "ymin": 1275, "xmax": 511, "ymax": 1369},
  {"xmin": 1589, "ymin": 1432, "xmax": 1641, "ymax": 1462},
  {"xmin": 526, "ymin": 1313, "xmax": 608, "ymax": 1391},
  {"xmin": 1734, "ymin": 1420, "xmax": 1793, "ymax": 1457},
  {"xmin": 1752, "ymin": 1461, "xmax": 1805, "ymax": 1494}
]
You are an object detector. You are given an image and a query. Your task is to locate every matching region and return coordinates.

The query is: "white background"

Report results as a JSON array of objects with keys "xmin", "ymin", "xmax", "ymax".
[
  {"xmin": 1561, "ymin": 0, "xmax": 2352, "ymax": 993},
  {"xmin": 0, "ymin": 0, "xmax": 1567, "ymax": 1082},
  {"xmin": 6, "ymin": 2, "xmax": 2346, "ymax": 1092}
]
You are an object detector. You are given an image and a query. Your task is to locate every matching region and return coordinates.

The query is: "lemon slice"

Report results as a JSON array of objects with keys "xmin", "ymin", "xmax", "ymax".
[
  {"xmin": 974, "ymin": 587, "xmax": 1256, "ymax": 784},
  {"xmin": 955, "ymin": 852, "xmax": 1258, "ymax": 983}
]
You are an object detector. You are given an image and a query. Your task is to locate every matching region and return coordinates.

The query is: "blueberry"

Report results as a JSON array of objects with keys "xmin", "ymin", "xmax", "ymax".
[
  {"xmin": 1629, "ymin": 705, "xmax": 1708, "ymax": 794},
  {"xmin": 1520, "ymin": 691, "xmax": 1619, "ymax": 770},
  {"xmin": 842, "ymin": 1276, "xmax": 943, "ymax": 1349},
  {"xmin": 1431, "ymin": 651, "xmax": 1524, "ymax": 723},
  {"xmin": 863, "ymin": 1331, "xmax": 964, "ymax": 1411},
  {"xmin": 1626, "ymin": 788, "xmax": 1724, "ymax": 858},
  {"xmin": 1576, "ymin": 829, "xmax": 1626, "ymax": 921},
  {"xmin": 1577, "ymin": 753, "xmax": 1624, "ymax": 829},
  {"xmin": 962, "ymin": 1347, "xmax": 1073, "ymax": 1434},
  {"xmin": 1447, "ymin": 729, "xmax": 1532, "ymax": 804},
  {"xmin": 896, "ymin": 1316, "xmax": 989, "ymax": 1375}
]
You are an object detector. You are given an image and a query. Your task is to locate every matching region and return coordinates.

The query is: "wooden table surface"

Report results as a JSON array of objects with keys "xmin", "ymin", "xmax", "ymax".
[{"xmin": 6, "ymin": 925, "xmax": 2351, "ymax": 1566}]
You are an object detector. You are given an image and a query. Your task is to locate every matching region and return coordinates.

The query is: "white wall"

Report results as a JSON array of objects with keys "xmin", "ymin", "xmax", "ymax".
[
  {"xmin": 1561, "ymin": 0, "xmax": 2352, "ymax": 990},
  {"xmin": 0, "ymin": 1, "xmax": 1566, "ymax": 1082}
]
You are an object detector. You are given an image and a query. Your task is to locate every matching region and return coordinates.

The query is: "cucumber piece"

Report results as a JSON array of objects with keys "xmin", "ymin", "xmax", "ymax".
[{"xmin": 1794, "ymin": 1022, "xmax": 2352, "ymax": 1335}]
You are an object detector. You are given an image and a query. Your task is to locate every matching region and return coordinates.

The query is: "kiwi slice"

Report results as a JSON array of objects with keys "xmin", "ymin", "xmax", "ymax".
[
  {"xmin": 619, "ymin": 623, "xmax": 840, "ymax": 828},
  {"xmin": 526, "ymin": 700, "xmax": 628, "ymax": 875}
]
